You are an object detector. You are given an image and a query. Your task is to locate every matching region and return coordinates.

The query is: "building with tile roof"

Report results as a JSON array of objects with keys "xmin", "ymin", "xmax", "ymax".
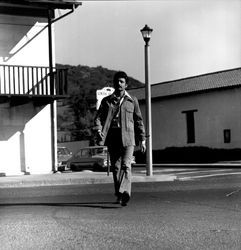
[
  {"xmin": 132, "ymin": 68, "xmax": 241, "ymax": 100},
  {"xmin": 129, "ymin": 68, "xmax": 241, "ymax": 151}
]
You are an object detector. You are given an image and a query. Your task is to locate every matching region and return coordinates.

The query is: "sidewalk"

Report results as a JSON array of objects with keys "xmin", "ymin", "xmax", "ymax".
[
  {"xmin": 1, "ymin": 162, "xmax": 240, "ymax": 188},
  {"xmin": 0, "ymin": 170, "xmax": 176, "ymax": 188}
]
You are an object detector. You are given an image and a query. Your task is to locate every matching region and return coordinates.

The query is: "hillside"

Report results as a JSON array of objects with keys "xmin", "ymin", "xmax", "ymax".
[{"xmin": 56, "ymin": 64, "xmax": 144, "ymax": 141}]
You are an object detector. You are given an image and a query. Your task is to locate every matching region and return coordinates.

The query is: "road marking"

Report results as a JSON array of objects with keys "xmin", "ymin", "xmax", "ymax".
[
  {"xmin": 138, "ymin": 168, "xmax": 198, "ymax": 174},
  {"xmin": 226, "ymin": 189, "xmax": 241, "ymax": 197},
  {"xmin": 153, "ymin": 169, "xmax": 238, "ymax": 175},
  {"xmin": 177, "ymin": 172, "xmax": 241, "ymax": 181}
]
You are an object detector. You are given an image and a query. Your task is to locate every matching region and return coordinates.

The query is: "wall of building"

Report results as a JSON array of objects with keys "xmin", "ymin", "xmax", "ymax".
[
  {"xmin": 0, "ymin": 103, "xmax": 53, "ymax": 175},
  {"xmin": 139, "ymin": 88, "xmax": 241, "ymax": 150},
  {"xmin": 0, "ymin": 14, "xmax": 49, "ymax": 65}
]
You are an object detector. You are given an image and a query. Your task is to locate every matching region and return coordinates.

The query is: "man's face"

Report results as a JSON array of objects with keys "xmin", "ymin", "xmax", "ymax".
[{"xmin": 113, "ymin": 77, "xmax": 127, "ymax": 93}]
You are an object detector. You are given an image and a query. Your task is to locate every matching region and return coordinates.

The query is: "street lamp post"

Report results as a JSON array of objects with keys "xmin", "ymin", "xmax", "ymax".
[{"xmin": 141, "ymin": 24, "xmax": 153, "ymax": 176}]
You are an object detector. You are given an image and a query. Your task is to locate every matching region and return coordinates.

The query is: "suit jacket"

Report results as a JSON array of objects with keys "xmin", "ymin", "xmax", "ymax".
[{"xmin": 94, "ymin": 92, "xmax": 145, "ymax": 147}]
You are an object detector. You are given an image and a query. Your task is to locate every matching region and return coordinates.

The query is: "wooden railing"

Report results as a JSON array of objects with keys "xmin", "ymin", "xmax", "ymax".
[{"xmin": 0, "ymin": 64, "xmax": 68, "ymax": 97}]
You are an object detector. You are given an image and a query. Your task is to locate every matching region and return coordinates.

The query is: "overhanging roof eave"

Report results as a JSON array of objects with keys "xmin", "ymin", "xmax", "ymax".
[
  {"xmin": 28, "ymin": 0, "xmax": 82, "ymax": 9},
  {"xmin": 0, "ymin": 0, "xmax": 82, "ymax": 10}
]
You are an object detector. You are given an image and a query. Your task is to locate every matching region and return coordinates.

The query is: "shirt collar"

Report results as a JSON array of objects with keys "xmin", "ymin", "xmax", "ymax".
[
  {"xmin": 111, "ymin": 91, "xmax": 133, "ymax": 101},
  {"xmin": 124, "ymin": 91, "xmax": 133, "ymax": 100}
]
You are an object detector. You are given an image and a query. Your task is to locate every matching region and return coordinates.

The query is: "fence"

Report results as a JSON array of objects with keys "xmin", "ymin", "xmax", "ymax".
[{"xmin": 0, "ymin": 64, "xmax": 68, "ymax": 97}]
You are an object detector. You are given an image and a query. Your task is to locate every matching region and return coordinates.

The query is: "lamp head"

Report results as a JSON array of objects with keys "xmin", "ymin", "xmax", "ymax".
[{"xmin": 141, "ymin": 24, "xmax": 153, "ymax": 44}]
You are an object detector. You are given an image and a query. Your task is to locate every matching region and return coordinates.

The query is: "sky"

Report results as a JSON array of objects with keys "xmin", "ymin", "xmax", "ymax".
[{"xmin": 54, "ymin": 0, "xmax": 241, "ymax": 84}]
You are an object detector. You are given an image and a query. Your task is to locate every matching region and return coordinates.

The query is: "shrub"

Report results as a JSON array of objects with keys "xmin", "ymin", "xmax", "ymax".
[{"xmin": 134, "ymin": 146, "xmax": 241, "ymax": 164}]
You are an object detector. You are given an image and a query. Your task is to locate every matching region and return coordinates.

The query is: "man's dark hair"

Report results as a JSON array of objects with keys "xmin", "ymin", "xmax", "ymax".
[{"xmin": 113, "ymin": 71, "xmax": 129, "ymax": 84}]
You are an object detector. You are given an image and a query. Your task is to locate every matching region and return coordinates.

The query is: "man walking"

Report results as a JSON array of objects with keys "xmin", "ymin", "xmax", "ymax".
[{"xmin": 94, "ymin": 71, "xmax": 146, "ymax": 206}]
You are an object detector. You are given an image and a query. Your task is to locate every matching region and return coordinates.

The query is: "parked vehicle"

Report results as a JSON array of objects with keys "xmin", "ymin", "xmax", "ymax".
[
  {"xmin": 57, "ymin": 146, "xmax": 72, "ymax": 171},
  {"xmin": 67, "ymin": 146, "xmax": 109, "ymax": 172}
]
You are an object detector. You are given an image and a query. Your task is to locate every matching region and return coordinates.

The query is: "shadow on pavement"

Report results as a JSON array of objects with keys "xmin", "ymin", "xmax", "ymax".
[{"xmin": 0, "ymin": 202, "xmax": 122, "ymax": 209}]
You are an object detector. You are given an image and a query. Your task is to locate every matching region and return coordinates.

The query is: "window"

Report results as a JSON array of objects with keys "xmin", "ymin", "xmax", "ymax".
[
  {"xmin": 182, "ymin": 109, "xmax": 197, "ymax": 143},
  {"xmin": 81, "ymin": 149, "xmax": 91, "ymax": 157},
  {"xmin": 223, "ymin": 129, "xmax": 231, "ymax": 143}
]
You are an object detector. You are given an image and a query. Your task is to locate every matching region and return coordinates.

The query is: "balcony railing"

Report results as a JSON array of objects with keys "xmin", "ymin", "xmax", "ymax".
[{"xmin": 0, "ymin": 64, "xmax": 68, "ymax": 97}]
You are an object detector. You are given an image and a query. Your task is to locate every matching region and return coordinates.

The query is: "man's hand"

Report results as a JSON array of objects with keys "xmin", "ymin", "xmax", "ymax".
[
  {"xmin": 140, "ymin": 140, "xmax": 146, "ymax": 153},
  {"xmin": 96, "ymin": 130, "xmax": 105, "ymax": 146},
  {"xmin": 97, "ymin": 130, "xmax": 104, "ymax": 138}
]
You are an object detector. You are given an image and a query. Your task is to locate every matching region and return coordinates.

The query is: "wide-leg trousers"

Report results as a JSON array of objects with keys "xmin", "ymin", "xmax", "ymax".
[{"xmin": 107, "ymin": 128, "xmax": 134, "ymax": 198}]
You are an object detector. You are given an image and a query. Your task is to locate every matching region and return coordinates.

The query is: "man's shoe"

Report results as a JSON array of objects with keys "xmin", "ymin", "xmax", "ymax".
[
  {"xmin": 115, "ymin": 196, "xmax": 122, "ymax": 204},
  {"xmin": 121, "ymin": 192, "xmax": 130, "ymax": 206},
  {"xmin": 114, "ymin": 192, "xmax": 122, "ymax": 204}
]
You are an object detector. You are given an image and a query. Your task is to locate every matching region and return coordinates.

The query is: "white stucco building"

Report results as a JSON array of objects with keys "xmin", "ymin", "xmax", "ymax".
[
  {"xmin": 129, "ymin": 68, "xmax": 241, "ymax": 151},
  {"xmin": 0, "ymin": 0, "xmax": 81, "ymax": 175}
]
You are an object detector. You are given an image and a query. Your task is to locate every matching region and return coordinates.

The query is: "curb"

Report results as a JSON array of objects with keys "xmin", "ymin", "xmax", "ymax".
[
  {"xmin": 1, "ymin": 163, "xmax": 238, "ymax": 188},
  {"xmin": 0, "ymin": 172, "xmax": 176, "ymax": 188}
]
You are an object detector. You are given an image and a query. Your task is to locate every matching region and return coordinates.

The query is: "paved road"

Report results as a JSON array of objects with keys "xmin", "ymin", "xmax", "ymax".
[{"xmin": 1, "ymin": 174, "xmax": 241, "ymax": 249}]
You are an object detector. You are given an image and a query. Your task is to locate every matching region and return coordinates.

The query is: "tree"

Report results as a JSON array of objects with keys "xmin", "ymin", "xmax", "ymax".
[{"xmin": 56, "ymin": 64, "xmax": 143, "ymax": 141}]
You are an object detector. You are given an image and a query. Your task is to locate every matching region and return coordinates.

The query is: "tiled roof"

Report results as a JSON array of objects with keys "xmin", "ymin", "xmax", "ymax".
[{"xmin": 129, "ymin": 68, "xmax": 241, "ymax": 100}]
